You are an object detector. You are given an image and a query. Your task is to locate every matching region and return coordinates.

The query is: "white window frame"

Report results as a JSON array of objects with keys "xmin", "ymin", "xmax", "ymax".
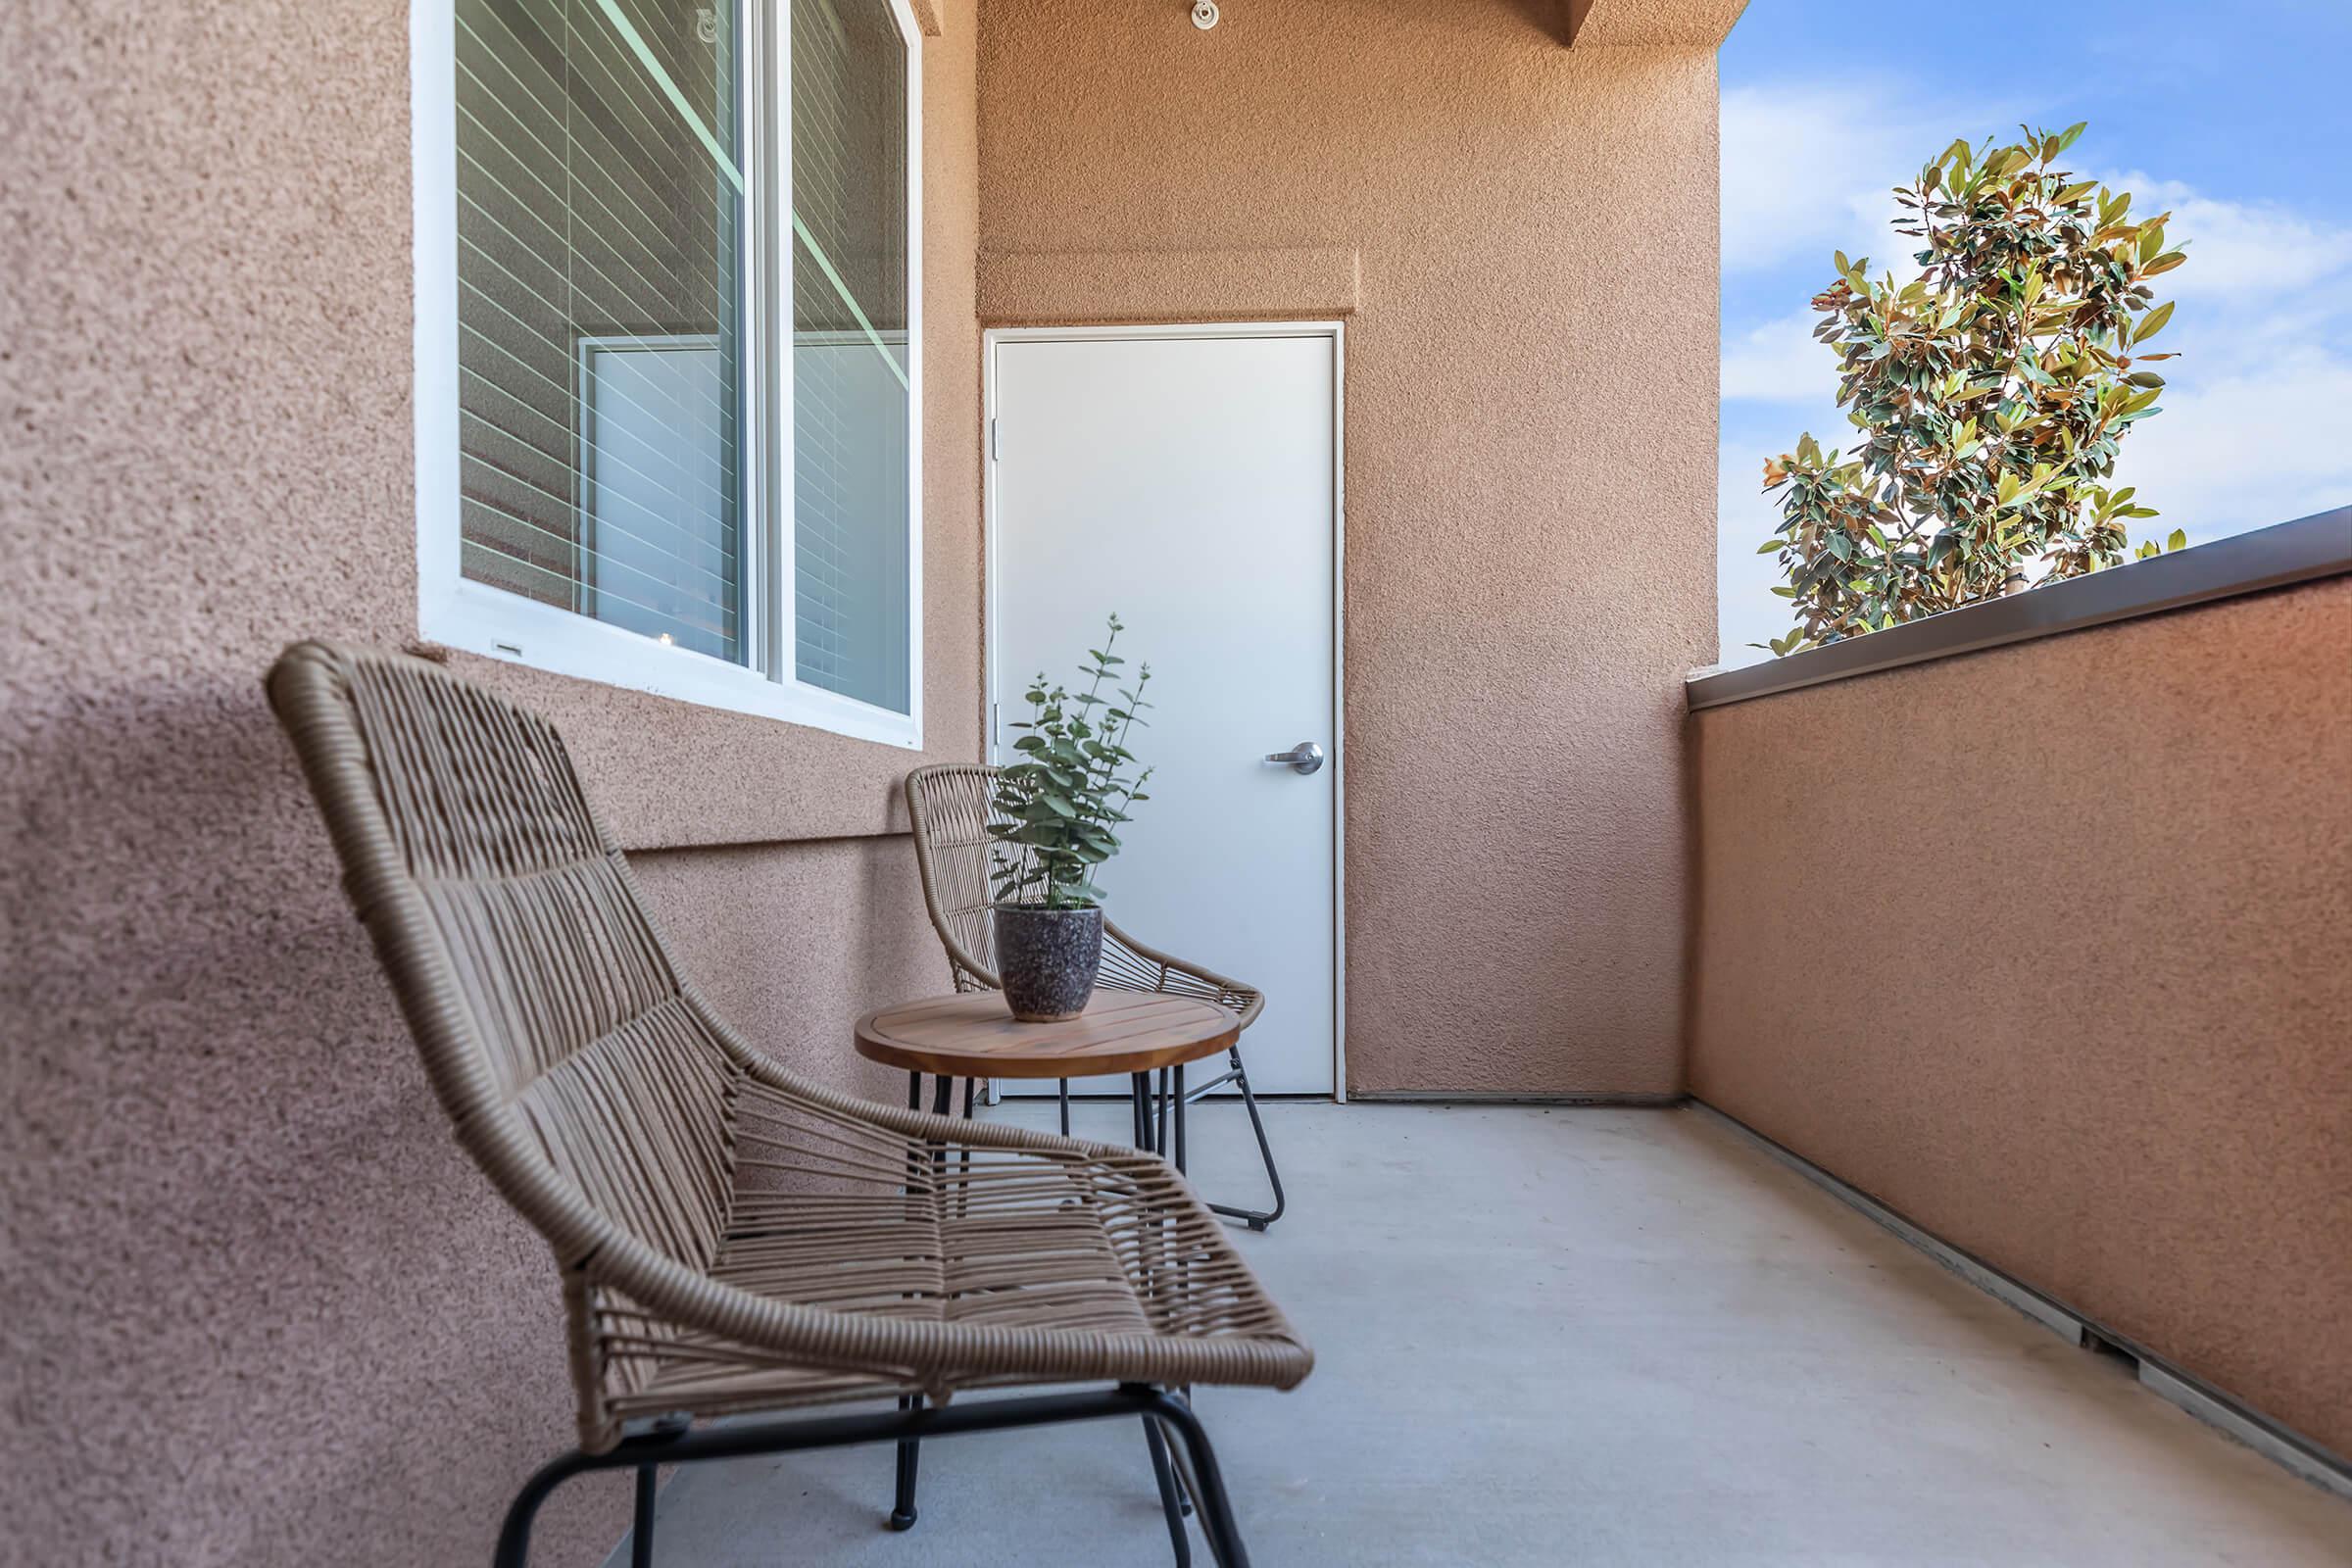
[{"xmin": 411, "ymin": 0, "xmax": 924, "ymax": 749}]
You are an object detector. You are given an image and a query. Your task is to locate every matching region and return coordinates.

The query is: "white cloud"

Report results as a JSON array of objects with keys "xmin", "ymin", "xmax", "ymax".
[
  {"xmin": 2105, "ymin": 174, "xmax": 2352, "ymax": 299},
  {"xmin": 1720, "ymin": 82, "xmax": 2000, "ymax": 277},
  {"xmin": 1721, "ymin": 311, "xmax": 1835, "ymax": 403},
  {"xmin": 2096, "ymin": 184, "xmax": 2352, "ymax": 542},
  {"xmin": 1720, "ymin": 84, "xmax": 1891, "ymax": 272},
  {"xmin": 2110, "ymin": 346, "xmax": 2352, "ymax": 543}
]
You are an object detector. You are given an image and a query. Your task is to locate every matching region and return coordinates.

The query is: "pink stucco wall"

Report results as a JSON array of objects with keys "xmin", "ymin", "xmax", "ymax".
[
  {"xmin": 1, "ymin": 2, "xmax": 982, "ymax": 1562},
  {"xmin": 976, "ymin": 0, "xmax": 1724, "ymax": 1095},
  {"xmin": 1690, "ymin": 580, "xmax": 2352, "ymax": 1458}
]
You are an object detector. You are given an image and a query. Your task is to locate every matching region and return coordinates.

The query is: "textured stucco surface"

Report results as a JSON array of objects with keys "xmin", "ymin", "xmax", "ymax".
[
  {"xmin": 1689, "ymin": 580, "xmax": 2352, "ymax": 1458},
  {"xmin": 1, "ymin": 1, "xmax": 982, "ymax": 1563},
  {"xmin": 978, "ymin": 0, "xmax": 1721, "ymax": 1094},
  {"xmin": 1565, "ymin": 0, "xmax": 1751, "ymax": 48},
  {"xmin": 978, "ymin": 245, "xmax": 1360, "ymax": 322}
]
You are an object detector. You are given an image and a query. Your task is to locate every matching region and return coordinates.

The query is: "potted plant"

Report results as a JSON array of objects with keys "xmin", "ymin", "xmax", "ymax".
[{"xmin": 988, "ymin": 614, "xmax": 1154, "ymax": 1021}]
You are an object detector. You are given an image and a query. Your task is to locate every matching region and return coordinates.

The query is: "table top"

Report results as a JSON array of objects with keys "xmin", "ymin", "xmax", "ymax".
[{"xmin": 853, "ymin": 990, "xmax": 1241, "ymax": 1080}]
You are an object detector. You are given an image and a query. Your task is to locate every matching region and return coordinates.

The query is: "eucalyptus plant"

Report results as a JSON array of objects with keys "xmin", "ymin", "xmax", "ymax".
[
  {"xmin": 989, "ymin": 614, "xmax": 1154, "ymax": 910},
  {"xmin": 1756, "ymin": 122, "xmax": 2188, "ymax": 657}
]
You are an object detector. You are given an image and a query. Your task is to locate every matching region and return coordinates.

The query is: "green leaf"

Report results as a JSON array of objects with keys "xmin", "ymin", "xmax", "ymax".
[{"xmin": 2134, "ymin": 301, "xmax": 2174, "ymax": 343}]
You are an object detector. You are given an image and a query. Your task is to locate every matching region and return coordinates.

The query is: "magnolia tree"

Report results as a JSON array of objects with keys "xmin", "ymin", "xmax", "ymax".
[{"xmin": 1755, "ymin": 123, "xmax": 2188, "ymax": 657}]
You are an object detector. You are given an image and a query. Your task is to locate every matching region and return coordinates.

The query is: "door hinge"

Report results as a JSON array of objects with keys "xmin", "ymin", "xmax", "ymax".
[
  {"xmin": 990, "ymin": 417, "xmax": 1000, "ymax": 461},
  {"xmin": 991, "ymin": 701, "xmax": 1000, "ymax": 748}
]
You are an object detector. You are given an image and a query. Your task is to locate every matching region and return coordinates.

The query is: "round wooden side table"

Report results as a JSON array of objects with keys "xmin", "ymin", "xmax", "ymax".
[{"xmin": 853, "ymin": 990, "xmax": 1241, "ymax": 1168}]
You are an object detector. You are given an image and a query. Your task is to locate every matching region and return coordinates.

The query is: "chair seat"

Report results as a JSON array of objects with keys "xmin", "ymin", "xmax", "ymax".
[{"xmin": 595, "ymin": 1079, "xmax": 1304, "ymax": 1428}]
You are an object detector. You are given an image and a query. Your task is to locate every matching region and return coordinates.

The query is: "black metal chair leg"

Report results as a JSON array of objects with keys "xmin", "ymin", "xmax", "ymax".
[
  {"xmin": 494, "ymin": 1386, "xmax": 1244, "ymax": 1568},
  {"xmin": 1141, "ymin": 1416, "xmax": 1193, "ymax": 1566},
  {"xmin": 1058, "ymin": 1077, "xmax": 1071, "ymax": 1136},
  {"xmin": 494, "ymin": 1455, "xmax": 571, "ymax": 1568},
  {"xmin": 1156, "ymin": 1413, "xmax": 1197, "ymax": 1518},
  {"xmin": 891, "ymin": 1395, "xmax": 921, "ymax": 1530},
  {"xmin": 1136, "ymin": 1390, "xmax": 1251, "ymax": 1568},
  {"xmin": 1205, "ymin": 1052, "xmax": 1287, "ymax": 1232},
  {"xmin": 630, "ymin": 1464, "xmax": 658, "ymax": 1567}
]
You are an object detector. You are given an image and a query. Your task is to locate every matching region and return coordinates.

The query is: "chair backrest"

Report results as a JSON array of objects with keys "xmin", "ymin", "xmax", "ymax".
[
  {"xmin": 266, "ymin": 642, "xmax": 738, "ymax": 1275},
  {"xmin": 904, "ymin": 763, "xmax": 1011, "ymax": 990}
]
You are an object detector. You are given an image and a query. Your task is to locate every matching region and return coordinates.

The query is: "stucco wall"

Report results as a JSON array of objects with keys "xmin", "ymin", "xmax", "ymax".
[
  {"xmin": 1688, "ymin": 579, "xmax": 2352, "ymax": 1458},
  {"xmin": 0, "ymin": 2, "xmax": 981, "ymax": 1563},
  {"xmin": 976, "ymin": 0, "xmax": 1721, "ymax": 1094}
]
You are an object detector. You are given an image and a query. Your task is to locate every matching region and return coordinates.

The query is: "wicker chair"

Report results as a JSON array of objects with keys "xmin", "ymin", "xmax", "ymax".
[
  {"xmin": 266, "ymin": 643, "xmax": 1310, "ymax": 1568},
  {"xmin": 904, "ymin": 764, "xmax": 1288, "ymax": 1230}
]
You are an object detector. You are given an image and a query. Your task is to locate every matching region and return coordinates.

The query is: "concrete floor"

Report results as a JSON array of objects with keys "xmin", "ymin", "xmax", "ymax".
[{"xmin": 611, "ymin": 1102, "xmax": 2352, "ymax": 1566}]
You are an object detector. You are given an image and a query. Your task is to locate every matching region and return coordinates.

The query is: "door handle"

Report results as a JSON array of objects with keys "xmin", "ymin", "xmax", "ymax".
[{"xmin": 1262, "ymin": 741, "xmax": 1326, "ymax": 775}]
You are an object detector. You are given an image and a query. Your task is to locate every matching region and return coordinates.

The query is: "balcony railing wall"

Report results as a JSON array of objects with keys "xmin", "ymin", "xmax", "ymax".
[{"xmin": 1687, "ymin": 567, "xmax": 2352, "ymax": 1460}]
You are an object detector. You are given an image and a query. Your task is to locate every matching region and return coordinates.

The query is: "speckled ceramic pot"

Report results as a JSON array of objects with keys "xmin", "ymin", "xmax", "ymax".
[{"xmin": 992, "ymin": 904, "xmax": 1104, "ymax": 1021}]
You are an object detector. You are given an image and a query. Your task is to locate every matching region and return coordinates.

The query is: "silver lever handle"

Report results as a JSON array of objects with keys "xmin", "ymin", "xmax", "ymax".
[{"xmin": 1262, "ymin": 741, "xmax": 1326, "ymax": 775}]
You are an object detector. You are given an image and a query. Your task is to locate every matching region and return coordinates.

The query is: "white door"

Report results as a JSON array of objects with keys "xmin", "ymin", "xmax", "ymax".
[{"xmin": 988, "ymin": 326, "xmax": 1339, "ymax": 1096}]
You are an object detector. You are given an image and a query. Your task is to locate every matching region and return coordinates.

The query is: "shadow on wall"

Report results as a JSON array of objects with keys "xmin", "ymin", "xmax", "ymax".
[
  {"xmin": 1497, "ymin": 0, "xmax": 1585, "ymax": 44},
  {"xmin": 7, "ymin": 673, "xmax": 623, "ymax": 1564}
]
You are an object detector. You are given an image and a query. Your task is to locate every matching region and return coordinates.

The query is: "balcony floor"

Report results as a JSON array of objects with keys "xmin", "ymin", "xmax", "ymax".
[{"xmin": 615, "ymin": 1102, "xmax": 2352, "ymax": 1565}]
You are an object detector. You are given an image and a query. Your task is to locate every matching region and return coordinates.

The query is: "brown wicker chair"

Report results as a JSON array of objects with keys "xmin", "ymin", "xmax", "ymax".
[
  {"xmin": 904, "ymin": 763, "xmax": 1288, "ymax": 1230},
  {"xmin": 266, "ymin": 643, "xmax": 1309, "ymax": 1568}
]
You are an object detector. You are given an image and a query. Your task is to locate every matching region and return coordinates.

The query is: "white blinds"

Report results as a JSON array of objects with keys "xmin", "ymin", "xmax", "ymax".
[{"xmin": 455, "ymin": 0, "xmax": 747, "ymax": 663}]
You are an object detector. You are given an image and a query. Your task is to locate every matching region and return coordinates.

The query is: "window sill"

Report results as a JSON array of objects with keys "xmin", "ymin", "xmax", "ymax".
[
  {"xmin": 1686, "ymin": 506, "xmax": 2352, "ymax": 712},
  {"xmin": 423, "ymin": 579, "xmax": 922, "ymax": 751}
]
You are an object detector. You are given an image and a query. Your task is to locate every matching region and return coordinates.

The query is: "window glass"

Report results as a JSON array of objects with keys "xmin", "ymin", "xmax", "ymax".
[
  {"xmin": 790, "ymin": 0, "xmax": 911, "ymax": 713},
  {"xmin": 454, "ymin": 0, "xmax": 747, "ymax": 663}
]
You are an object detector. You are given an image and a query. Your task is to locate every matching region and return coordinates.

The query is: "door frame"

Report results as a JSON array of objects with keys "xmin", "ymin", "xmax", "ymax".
[{"xmin": 981, "ymin": 320, "xmax": 1348, "ymax": 1101}]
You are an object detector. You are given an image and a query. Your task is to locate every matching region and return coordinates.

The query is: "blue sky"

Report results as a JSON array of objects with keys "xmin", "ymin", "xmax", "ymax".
[{"xmin": 1715, "ymin": 0, "xmax": 2352, "ymax": 664}]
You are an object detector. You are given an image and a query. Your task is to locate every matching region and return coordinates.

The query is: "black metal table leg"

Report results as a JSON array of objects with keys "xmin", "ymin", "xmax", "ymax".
[
  {"xmin": 630, "ymin": 1462, "xmax": 657, "ymax": 1567},
  {"xmin": 1156, "ymin": 1066, "xmax": 1174, "ymax": 1160},
  {"xmin": 1121, "ymin": 1069, "xmax": 1200, "ymax": 1558},
  {"xmin": 894, "ymin": 1071, "xmax": 927, "ymax": 1528}
]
